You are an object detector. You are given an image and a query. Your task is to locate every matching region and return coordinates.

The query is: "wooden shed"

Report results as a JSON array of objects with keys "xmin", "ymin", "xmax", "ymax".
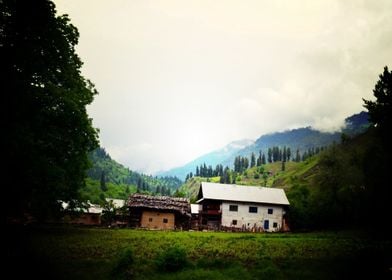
[{"xmin": 127, "ymin": 194, "xmax": 191, "ymax": 230}]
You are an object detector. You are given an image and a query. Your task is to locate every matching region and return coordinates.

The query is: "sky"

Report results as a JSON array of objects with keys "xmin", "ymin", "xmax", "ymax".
[{"xmin": 54, "ymin": 0, "xmax": 392, "ymax": 174}]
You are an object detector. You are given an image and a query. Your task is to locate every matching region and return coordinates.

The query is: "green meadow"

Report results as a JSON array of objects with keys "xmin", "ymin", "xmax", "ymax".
[{"xmin": 7, "ymin": 225, "xmax": 391, "ymax": 279}]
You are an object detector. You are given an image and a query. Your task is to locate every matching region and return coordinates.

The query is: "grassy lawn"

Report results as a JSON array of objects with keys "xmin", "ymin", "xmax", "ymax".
[{"xmin": 6, "ymin": 225, "xmax": 392, "ymax": 279}]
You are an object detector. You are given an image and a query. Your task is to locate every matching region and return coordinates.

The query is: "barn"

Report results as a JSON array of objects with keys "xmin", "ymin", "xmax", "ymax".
[
  {"xmin": 127, "ymin": 194, "xmax": 191, "ymax": 230},
  {"xmin": 196, "ymin": 182, "xmax": 290, "ymax": 232}
]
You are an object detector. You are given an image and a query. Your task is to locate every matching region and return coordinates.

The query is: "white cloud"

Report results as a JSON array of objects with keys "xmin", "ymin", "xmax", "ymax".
[{"xmin": 54, "ymin": 0, "xmax": 392, "ymax": 173}]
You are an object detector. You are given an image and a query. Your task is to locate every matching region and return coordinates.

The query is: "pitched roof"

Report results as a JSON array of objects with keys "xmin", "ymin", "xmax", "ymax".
[
  {"xmin": 197, "ymin": 182, "xmax": 290, "ymax": 205},
  {"xmin": 106, "ymin": 198, "xmax": 125, "ymax": 208},
  {"xmin": 61, "ymin": 201, "xmax": 103, "ymax": 214},
  {"xmin": 127, "ymin": 194, "xmax": 190, "ymax": 215}
]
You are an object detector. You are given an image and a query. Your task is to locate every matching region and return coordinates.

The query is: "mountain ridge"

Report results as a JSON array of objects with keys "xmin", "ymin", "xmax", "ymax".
[{"xmin": 159, "ymin": 111, "xmax": 369, "ymax": 180}]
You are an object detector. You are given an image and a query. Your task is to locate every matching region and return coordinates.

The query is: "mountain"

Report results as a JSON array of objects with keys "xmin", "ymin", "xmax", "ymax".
[
  {"xmin": 342, "ymin": 111, "xmax": 371, "ymax": 135},
  {"xmin": 157, "ymin": 139, "xmax": 254, "ymax": 180},
  {"xmin": 222, "ymin": 127, "xmax": 340, "ymax": 166},
  {"xmin": 160, "ymin": 112, "xmax": 369, "ymax": 179},
  {"xmin": 83, "ymin": 147, "xmax": 183, "ymax": 203}
]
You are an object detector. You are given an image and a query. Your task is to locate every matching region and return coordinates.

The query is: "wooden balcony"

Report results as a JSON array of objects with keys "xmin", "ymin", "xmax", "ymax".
[{"xmin": 200, "ymin": 209, "xmax": 221, "ymax": 215}]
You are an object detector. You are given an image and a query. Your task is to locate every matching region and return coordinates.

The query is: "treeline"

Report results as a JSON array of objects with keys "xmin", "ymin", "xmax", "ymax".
[
  {"xmin": 185, "ymin": 145, "xmax": 326, "ymax": 181},
  {"xmin": 287, "ymin": 66, "xmax": 391, "ymax": 231}
]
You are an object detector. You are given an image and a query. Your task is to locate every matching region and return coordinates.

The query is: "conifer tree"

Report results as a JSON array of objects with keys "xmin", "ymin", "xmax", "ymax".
[
  {"xmin": 250, "ymin": 152, "xmax": 256, "ymax": 168},
  {"xmin": 100, "ymin": 171, "xmax": 107, "ymax": 192}
]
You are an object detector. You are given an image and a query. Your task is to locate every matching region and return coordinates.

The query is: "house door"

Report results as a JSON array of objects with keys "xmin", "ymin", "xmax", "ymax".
[{"xmin": 264, "ymin": 220, "xmax": 269, "ymax": 230}]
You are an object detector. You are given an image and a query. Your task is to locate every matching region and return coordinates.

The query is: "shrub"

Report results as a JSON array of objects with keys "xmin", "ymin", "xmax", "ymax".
[{"xmin": 156, "ymin": 245, "xmax": 189, "ymax": 272}]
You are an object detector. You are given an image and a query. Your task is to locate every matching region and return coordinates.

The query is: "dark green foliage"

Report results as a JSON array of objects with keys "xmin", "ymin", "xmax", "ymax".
[
  {"xmin": 286, "ymin": 184, "xmax": 311, "ymax": 229},
  {"xmin": 363, "ymin": 66, "xmax": 391, "ymax": 138},
  {"xmin": 80, "ymin": 178, "xmax": 136, "ymax": 203},
  {"xmin": 87, "ymin": 147, "xmax": 182, "ymax": 197},
  {"xmin": 155, "ymin": 245, "xmax": 189, "ymax": 272},
  {"xmin": 4, "ymin": 0, "xmax": 99, "ymax": 219},
  {"xmin": 250, "ymin": 152, "xmax": 256, "ymax": 167},
  {"xmin": 100, "ymin": 171, "xmax": 107, "ymax": 192},
  {"xmin": 101, "ymin": 199, "xmax": 116, "ymax": 226},
  {"xmin": 234, "ymin": 156, "xmax": 249, "ymax": 173},
  {"xmin": 342, "ymin": 111, "xmax": 370, "ymax": 136},
  {"xmin": 112, "ymin": 248, "xmax": 134, "ymax": 278},
  {"xmin": 286, "ymin": 67, "xmax": 392, "ymax": 230}
]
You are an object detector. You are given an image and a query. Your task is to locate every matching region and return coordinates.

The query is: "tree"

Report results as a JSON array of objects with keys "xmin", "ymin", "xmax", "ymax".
[
  {"xmin": 262, "ymin": 153, "xmax": 266, "ymax": 165},
  {"xmin": 362, "ymin": 66, "xmax": 392, "ymax": 228},
  {"xmin": 267, "ymin": 148, "xmax": 272, "ymax": 163},
  {"xmin": 295, "ymin": 149, "xmax": 301, "ymax": 162},
  {"xmin": 287, "ymin": 147, "xmax": 291, "ymax": 161},
  {"xmin": 256, "ymin": 151, "xmax": 262, "ymax": 166},
  {"xmin": 281, "ymin": 161, "xmax": 286, "ymax": 171},
  {"xmin": 137, "ymin": 178, "xmax": 142, "ymax": 192},
  {"xmin": 262, "ymin": 172, "xmax": 268, "ymax": 187},
  {"xmin": 363, "ymin": 66, "xmax": 392, "ymax": 139},
  {"xmin": 100, "ymin": 171, "xmax": 108, "ymax": 192},
  {"xmin": 4, "ymin": 0, "xmax": 99, "ymax": 219},
  {"xmin": 250, "ymin": 152, "xmax": 256, "ymax": 168}
]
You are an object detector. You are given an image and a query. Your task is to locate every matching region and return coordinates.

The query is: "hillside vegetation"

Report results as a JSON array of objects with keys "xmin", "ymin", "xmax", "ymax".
[
  {"xmin": 179, "ymin": 156, "xmax": 320, "ymax": 203},
  {"xmin": 161, "ymin": 112, "xmax": 369, "ymax": 180},
  {"xmin": 180, "ymin": 126, "xmax": 389, "ymax": 231},
  {"xmin": 81, "ymin": 148, "xmax": 183, "ymax": 203}
]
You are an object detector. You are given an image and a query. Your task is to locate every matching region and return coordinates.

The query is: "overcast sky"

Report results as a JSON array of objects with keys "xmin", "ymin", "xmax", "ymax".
[{"xmin": 54, "ymin": 0, "xmax": 392, "ymax": 174}]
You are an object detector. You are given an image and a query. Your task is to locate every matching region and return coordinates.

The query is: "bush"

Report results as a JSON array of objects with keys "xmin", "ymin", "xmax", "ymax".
[{"xmin": 156, "ymin": 245, "xmax": 189, "ymax": 272}]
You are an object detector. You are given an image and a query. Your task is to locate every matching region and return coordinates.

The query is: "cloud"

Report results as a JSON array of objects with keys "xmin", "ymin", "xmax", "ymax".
[{"xmin": 54, "ymin": 0, "xmax": 392, "ymax": 173}]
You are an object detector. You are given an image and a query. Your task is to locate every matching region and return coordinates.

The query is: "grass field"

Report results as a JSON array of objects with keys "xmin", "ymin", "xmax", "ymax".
[{"xmin": 7, "ymin": 225, "xmax": 391, "ymax": 279}]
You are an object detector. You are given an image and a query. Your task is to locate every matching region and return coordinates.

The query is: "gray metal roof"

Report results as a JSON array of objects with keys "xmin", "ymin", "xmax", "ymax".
[{"xmin": 197, "ymin": 182, "xmax": 290, "ymax": 205}]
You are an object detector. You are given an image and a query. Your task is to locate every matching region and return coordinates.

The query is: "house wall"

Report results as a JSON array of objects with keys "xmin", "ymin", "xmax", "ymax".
[
  {"xmin": 140, "ymin": 211, "xmax": 175, "ymax": 230},
  {"xmin": 221, "ymin": 201, "xmax": 284, "ymax": 232},
  {"xmin": 64, "ymin": 213, "xmax": 101, "ymax": 226}
]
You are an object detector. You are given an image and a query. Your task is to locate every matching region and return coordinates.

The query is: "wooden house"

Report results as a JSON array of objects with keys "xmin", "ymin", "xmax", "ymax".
[
  {"xmin": 196, "ymin": 182, "xmax": 290, "ymax": 232},
  {"xmin": 61, "ymin": 201, "xmax": 102, "ymax": 226},
  {"xmin": 127, "ymin": 194, "xmax": 191, "ymax": 230}
]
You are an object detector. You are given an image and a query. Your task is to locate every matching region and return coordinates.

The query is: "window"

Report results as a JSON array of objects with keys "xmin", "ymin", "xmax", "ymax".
[
  {"xmin": 232, "ymin": 220, "xmax": 237, "ymax": 225},
  {"xmin": 273, "ymin": 222, "xmax": 278, "ymax": 228},
  {"xmin": 163, "ymin": 218, "xmax": 168, "ymax": 223},
  {"xmin": 229, "ymin": 205, "xmax": 238, "ymax": 212},
  {"xmin": 149, "ymin": 218, "xmax": 153, "ymax": 222},
  {"xmin": 268, "ymin": 208, "xmax": 273, "ymax": 214},
  {"xmin": 249, "ymin": 206, "xmax": 258, "ymax": 213}
]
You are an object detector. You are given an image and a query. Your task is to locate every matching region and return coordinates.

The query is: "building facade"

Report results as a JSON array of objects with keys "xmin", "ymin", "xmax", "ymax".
[
  {"xmin": 197, "ymin": 182, "xmax": 290, "ymax": 232},
  {"xmin": 127, "ymin": 194, "xmax": 191, "ymax": 230}
]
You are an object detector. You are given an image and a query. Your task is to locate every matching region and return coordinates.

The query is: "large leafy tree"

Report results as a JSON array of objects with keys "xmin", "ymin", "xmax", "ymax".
[{"xmin": 3, "ymin": 0, "xmax": 99, "ymax": 219}]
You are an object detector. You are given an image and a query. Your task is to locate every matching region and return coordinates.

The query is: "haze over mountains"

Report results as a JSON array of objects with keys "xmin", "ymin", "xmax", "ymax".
[{"xmin": 158, "ymin": 111, "xmax": 369, "ymax": 180}]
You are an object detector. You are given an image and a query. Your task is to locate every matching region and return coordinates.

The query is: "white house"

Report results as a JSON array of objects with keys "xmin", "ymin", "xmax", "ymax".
[{"xmin": 196, "ymin": 182, "xmax": 290, "ymax": 232}]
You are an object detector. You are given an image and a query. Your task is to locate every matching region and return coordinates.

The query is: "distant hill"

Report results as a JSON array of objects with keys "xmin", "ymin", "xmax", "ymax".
[
  {"xmin": 83, "ymin": 147, "xmax": 183, "ymax": 203},
  {"xmin": 222, "ymin": 127, "xmax": 339, "ymax": 167},
  {"xmin": 342, "ymin": 111, "xmax": 370, "ymax": 135},
  {"xmin": 178, "ymin": 158, "xmax": 320, "ymax": 202},
  {"xmin": 87, "ymin": 147, "xmax": 182, "ymax": 190},
  {"xmin": 160, "ymin": 112, "xmax": 369, "ymax": 179},
  {"xmin": 157, "ymin": 139, "xmax": 254, "ymax": 180}
]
